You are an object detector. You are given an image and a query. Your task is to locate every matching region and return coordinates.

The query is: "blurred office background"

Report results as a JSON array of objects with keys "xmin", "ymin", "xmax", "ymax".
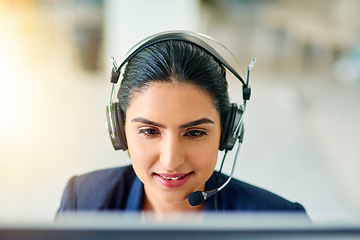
[{"xmin": 0, "ymin": 0, "xmax": 359, "ymax": 224}]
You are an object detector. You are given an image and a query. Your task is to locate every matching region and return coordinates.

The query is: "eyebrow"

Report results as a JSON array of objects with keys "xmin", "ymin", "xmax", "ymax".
[
  {"xmin": 131, "ymin": 117, "xmax": 214, "ymax": 128},
  {"xmin": 179, "ymin": 118, "xmax": 214, "ymax": 128},
  {"xmin": 131, "ymin": 117, "xmax": 165, "ymax": 128}
]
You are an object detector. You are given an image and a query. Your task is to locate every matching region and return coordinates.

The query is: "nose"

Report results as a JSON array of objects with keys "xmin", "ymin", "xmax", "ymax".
[{"xmin": 159, "ymin": 134, "xmax": 185, "ymax": 171}]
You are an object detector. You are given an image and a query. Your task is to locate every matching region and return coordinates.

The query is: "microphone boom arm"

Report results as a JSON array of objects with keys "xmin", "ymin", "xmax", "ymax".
[{"xmin": 217, "ymin": 135, "xmax": 242, "ymax": 192}]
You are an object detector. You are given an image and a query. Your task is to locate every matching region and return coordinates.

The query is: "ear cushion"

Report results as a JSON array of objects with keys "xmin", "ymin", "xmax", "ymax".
[
  {"xmin": 114, "ymin": 102, "xmax": 128, "ymax": 150},
  {"xmin": 106, "ymin": 103, "xmax": 120, "ymax": 150},
  {"xmin": 106, "ymin": 102, "xmax": 128, "ymax": 151},
  {"xmin": 220, "ymin": 103, "xmax": 244, "ymax": 151},
  {"xmin": 219, "ymin": 103, "xmax": 237, "ymax": 151},
  {"xmin": 109, "ymin": 103, "xmax": 122, "ymax": 150}
]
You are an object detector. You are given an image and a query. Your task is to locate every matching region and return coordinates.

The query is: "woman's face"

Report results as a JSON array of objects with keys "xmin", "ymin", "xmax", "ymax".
[{"xmin": 125, "ymin": 82, "xmax": 221, "ymax": 212}]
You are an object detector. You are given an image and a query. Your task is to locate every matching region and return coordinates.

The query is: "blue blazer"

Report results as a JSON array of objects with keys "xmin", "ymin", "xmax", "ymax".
[{"xmin": 58, "ymin": 165, "xmax": 306, "ymax": 213}]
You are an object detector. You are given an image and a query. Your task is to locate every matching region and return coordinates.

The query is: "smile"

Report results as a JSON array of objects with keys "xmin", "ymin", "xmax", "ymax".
[
  {"xmin": 154, "ymin": 172, "xmax": 192, "ymax": 188},
  {"xmin": 159, "ymin": 175, "xmax": 185, "ymax": 180}
]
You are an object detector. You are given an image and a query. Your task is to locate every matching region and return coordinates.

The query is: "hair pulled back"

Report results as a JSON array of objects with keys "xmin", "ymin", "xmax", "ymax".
[{"xmin": 118, "ymin": 40, "xmax": 231, "ymax": 126}]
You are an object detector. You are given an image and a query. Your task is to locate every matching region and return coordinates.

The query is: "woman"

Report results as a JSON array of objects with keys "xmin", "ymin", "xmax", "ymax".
[{"xmin": 58, "ymin": 32, "xmax": 306, "ymax": 214}]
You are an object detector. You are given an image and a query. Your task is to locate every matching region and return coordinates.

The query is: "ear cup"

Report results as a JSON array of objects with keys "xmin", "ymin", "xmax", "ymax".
[
  {"xmin": 106, "ymin": 102, "xmax": 128, "ymax": 150},
  {"xmin": 219, "ymin": 104, "xmax": 236, "ymax": 150},
  {"xmin": 219, "ymin": 103, "xmax": 243, "ymax": 151},
  {"xmin": 114, "ymin": 102, "xmax": 128, "ymax": 150}
]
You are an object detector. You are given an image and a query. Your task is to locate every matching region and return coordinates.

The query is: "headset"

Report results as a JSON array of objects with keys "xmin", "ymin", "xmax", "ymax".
[{"xmin": 106, "ymin": 31, "xmax": 255, "ymax": 153}]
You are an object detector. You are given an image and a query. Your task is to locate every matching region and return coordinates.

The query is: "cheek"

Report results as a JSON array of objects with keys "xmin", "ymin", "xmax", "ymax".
[
  {"xmin": 125, "ymin": 129, "xmax": 158, "ymax": 173},
  {"xmin": 186, "ymin": 138, "xmax": 219, "ymax": 171}
]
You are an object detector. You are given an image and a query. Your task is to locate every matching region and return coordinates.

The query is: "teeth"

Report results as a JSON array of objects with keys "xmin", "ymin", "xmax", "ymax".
[{"xmin": 159, "ymin": 175, "xmax": 184, "ymax": 180}]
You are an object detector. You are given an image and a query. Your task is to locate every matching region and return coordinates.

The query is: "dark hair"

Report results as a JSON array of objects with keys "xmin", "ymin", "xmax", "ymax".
[{"xmin": 118, "ymin": 40, "xmax": 231, "ymax": 126}]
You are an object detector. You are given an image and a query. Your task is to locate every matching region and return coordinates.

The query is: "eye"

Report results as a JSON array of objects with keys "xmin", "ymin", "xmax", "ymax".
[
  {"xmin": 138, "ymin": 128, "xmax": 160, "ymax": 137},
  {"xmin": 184, "ymin": 129, "xmax": 208, "ymax": 138}
]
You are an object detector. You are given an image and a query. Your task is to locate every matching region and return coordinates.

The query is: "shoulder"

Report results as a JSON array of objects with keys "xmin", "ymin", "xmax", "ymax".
[
  {"xmin": 216, "ymin": 173, "xmax": 306, "ymax": 212},
  {"xmin": 58, "ymin": 165, "xmax": 137, "ymax": 211}
]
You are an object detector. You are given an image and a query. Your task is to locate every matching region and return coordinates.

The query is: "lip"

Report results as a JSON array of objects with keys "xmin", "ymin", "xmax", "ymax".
[{"xmin": 154, "ymin": 172, "xmax": 192, "ymax": 188}]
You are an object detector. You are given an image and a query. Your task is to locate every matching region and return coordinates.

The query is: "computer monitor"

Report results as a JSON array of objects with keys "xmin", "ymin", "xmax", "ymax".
[{"xmin": 1, "ymin": 212, "xmax": 359, "ymax": 240}]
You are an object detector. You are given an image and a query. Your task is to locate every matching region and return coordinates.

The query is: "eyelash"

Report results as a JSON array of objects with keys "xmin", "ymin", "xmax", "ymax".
[
  {"xmin": 138, "ymin": 128, "xmax": 160, "ymax": 137},
  {"xmin": 138, "ymin": 128, "xmax": 208, "ymax": 139},
  {"xmin": 184, "ymin": 130, "xmax": 208, "ymax": 138}
]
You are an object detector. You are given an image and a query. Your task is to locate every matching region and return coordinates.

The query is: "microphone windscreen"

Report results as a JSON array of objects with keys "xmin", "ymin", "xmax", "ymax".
[{"xmin": 188, "ymin": 191, "xmax": 204, "ymax": 206}]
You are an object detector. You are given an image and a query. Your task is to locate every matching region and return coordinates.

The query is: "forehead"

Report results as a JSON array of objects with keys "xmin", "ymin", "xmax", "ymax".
[{"xmin": 126, "ymin": 82, "xmax": 219, "ymax": 123}]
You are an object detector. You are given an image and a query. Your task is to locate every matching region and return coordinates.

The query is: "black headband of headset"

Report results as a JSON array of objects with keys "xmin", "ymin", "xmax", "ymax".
[{"xmin": 110, "ymin": 31, "xmax": 251, "ymax": 101}]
